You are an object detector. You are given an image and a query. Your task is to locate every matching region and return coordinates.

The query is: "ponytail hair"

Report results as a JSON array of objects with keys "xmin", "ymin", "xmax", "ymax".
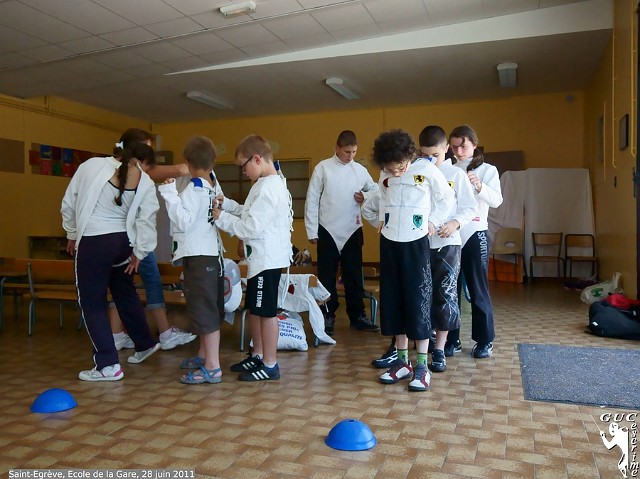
[
  {"xmin": 114, "ymin": 143, "xmax": 155, "ymax": 206},
  {"xmin": 449, "ymin": 125, "xmax": 484, "ymax": 171},
  {"xmin": 113, "ymin": 128, "xmax": 153, "ymax": 157}
]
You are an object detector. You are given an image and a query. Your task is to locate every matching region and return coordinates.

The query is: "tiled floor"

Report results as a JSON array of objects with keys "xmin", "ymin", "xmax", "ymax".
[{"xmin": 0, "ymin": 280, "xmax": 637, "ymax": 478}]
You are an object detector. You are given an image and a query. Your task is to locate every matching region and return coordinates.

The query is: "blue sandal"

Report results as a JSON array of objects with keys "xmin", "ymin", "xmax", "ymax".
[
  {"xmin": 180, "ymin": 367, "xmax": 222, "ymax": 385},
  {"xmin": 180, "ymin": 356, "xmax": 205, "ymax": 369}
]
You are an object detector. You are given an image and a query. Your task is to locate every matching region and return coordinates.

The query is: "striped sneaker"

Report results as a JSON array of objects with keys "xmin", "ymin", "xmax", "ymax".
[
  {"xmin": 379, "ymin": 360, "xmax": 413, "ymax": 384},
  {"xmin": 230, "ymin": 354, "xmax": 264, "ymax": 373},
  {"xmin": 371, "ymin": 345, "xmax": 397, "ymax": 369},
  {"xmin": 238, "ymin": 364, "xmax": 280, "ymax": 381}
]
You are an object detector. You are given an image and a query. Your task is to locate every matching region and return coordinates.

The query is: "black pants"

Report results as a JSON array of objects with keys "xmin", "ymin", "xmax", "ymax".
[
  {"xmin": 447, "ymin": 230, "xmax": 495, "ymax": 345},
  {"xmin": 316, "ymin": 225, "xmax": 365, "ymax": 321},
  {"xmin": 379, "ymin": 235, "xmax": 432, "ymax": 340},
  {"xmin": 76, "ymin": 232, "xmax": 156, "ymax": 370}
]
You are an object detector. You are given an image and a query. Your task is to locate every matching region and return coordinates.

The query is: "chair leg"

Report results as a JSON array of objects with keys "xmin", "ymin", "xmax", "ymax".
[
  {"xmin": 520, "ymin": 255, "xmax": 528, "ymax": 283},
  {"xmin": 239, "ymin": 308, "xmax": 248, "ymax": 351},
  {"xmin": 28, "ymin": 300, "xmax": 35, "ymax": 336},
  {"xmin": 58, "ymin": 303, "xmax": 63, "ymax": 329}
]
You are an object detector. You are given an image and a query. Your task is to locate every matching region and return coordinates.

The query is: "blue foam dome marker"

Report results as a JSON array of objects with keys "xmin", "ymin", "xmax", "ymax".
[
  {"xmin": 30, "ymin": 388, "xmax": 77, "ymax": 413},
  {"xmin": 325, "ymin": 418, "xmax": 376, "ymax": 451}
]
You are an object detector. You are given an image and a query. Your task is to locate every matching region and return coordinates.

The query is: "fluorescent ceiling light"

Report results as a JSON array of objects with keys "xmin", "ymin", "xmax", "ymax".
[
  {"xmin": 186, "ymin": 91, "xmax": 234, "ymax": 110},
  {"xmin": 497, "ymin": 62, "xmax": 518, "ymax": 88},
  {"xmin": 219, "ymin": 1, "xmax": 256, "ymax": 18},
  {"xmin": 325, "ymin": 77, "xmax": 359, "ymax": 100}
]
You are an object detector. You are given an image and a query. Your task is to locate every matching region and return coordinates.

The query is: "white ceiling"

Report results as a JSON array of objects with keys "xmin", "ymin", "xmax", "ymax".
[{"xmin": 0, "ymin": 0, "xmax": 612, "ymax": 123}]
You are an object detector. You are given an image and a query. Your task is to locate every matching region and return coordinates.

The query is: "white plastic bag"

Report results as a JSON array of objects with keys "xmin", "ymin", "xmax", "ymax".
[
  {"xmin": 580, "ymin": 272, "xmax": 622, "ymax": 304},
  {"xmin": 276, "ymin": 311, "xmax": 308, "ymax": 351}
]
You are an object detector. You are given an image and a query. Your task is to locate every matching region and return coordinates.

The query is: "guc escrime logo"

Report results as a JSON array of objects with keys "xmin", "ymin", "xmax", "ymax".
[{"xmin": 595, "ymin": 413, "xmax": 638, "ymax": 478}]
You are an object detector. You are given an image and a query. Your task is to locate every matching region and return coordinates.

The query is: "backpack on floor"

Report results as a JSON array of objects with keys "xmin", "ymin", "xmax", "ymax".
[{"xmin": 587, "ymin": 300, "xmax": 640, "ymax": 340}]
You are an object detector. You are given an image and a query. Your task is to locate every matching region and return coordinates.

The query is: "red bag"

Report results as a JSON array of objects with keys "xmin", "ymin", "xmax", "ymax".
[{"xmin": 604, "ymin": 293, "xmax": 640, "ymax": 310}]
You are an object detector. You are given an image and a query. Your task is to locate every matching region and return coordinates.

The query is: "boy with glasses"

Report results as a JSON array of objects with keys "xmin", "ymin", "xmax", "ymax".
[{"xmin": 213, "ymin": 135, "xmax": 293, "ymax": 381}]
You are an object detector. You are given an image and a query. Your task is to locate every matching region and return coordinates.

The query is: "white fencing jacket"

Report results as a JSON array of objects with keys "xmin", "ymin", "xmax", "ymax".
[
  {"xmin": 158, "ymin": 173, "xmax": 223, "ymax": 264},
  {"xmin": 60, "ymin": 156, "xmax": 159, "ymax": 260},
  {"xmin": 454, "ymin": 158, "xmax": 503, "ymax": 246},
  {"xmin": 216, "ymin": 174, "xmax": 292, "ymax": 279},
  {"xmin": 429, "ymin": 159, "xmax": 478, "ymax": 249},
  {"xmin": 305, "ymin": 155, "xmax": 378, "ymax": 252},
  {"xmin": 375, "ymin": 158, "xmax": 455, "ymax": 243}
]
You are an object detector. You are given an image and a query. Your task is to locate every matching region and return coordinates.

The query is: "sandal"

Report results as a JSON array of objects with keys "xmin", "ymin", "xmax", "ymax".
[
  {"xmin": 180, "ymin": 356, "xmax": 205, "ymax": 369},
  {"xmin": 180, "ymin": 367, "xmax": 222, "ymax": 385}
]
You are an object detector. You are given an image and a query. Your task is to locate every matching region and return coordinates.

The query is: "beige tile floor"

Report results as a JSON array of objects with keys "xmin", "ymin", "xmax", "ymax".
[{"xmin": 0, "ymin": 280, "xmax": 637, "ymax": 478}]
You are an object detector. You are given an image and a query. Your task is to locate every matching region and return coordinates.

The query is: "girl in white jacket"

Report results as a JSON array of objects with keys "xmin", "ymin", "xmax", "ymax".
[
  {"xmin": 61, "ymin": 141, "xmax": 160, "ymax": 382},
  {"xmin": 447, "ymin": 125, "xmax": 503, "ymax": 359}
]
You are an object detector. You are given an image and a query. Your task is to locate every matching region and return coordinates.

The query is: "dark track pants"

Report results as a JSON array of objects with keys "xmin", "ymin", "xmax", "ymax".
[
  {"xmin": 446, "ymin": 230, "xmax": 495, "ymax": 345},
  {"xmin": 76, "ymin": 232, "xmax": 156, "ymax": 370}
]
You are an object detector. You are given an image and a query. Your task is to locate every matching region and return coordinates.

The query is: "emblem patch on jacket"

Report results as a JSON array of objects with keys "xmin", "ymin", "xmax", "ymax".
[
  {"xmin": 448, "ymin": 181, "xmax": 454, "ymax": 189},
  {"xmin": 413, "ymin": 215, "xmax": 423, "ymax": 228},
  {"xmin": 414, "ymin": 175, "xmax": 425, "ymax": 185},
  {"xmin": 246, "ymin": 245, "xmax": 252, "ymax": 257},
  {"xmin": 384, "ymin": 213, "xmax": 390, "ymax": 226}
]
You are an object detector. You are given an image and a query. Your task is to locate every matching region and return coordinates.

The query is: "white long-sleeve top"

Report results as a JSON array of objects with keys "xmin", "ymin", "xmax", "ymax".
[
  {"xmin": 158, "ymin": 173, "xmax": 222, "ymax": 264},
  {"xmin": 304, "ymin": 155, "xmax": 379, "ymax": 252},
  {"xmin": 429, "ymin": 159, "xmax": 478, "ymax": 249},
  {"xmin": 216, "ymin": 174, "xmax": 292, "ymax": 279},
  {"xmin": 454, "ymin": 158, "xmax": 503, "ymax": 245},
  {"xmin": 377, "ymin": 158, "xmax": 455, "ymax": 243},
  {"xmin": 60, "ymin": 156, "xmax": 159, "ymax": 260}
]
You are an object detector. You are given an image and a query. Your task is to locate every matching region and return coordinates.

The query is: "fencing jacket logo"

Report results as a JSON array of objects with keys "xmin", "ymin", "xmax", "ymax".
[
  {"xmin": 413, "ymin": 215, "xmax": 423, "ymax": 229},
  {"xmin": 413, "ymin": 175, "xmax": 425, "ymax": 185}
]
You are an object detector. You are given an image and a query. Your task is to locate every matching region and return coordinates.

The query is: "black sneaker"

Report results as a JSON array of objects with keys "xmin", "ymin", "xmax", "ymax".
[
  {"xmin": 429, "ymin": 349, "xmax": 447, "ymax": 372},
  {"xmin": 238, "ymin": 364, "xmax": 280, "ymax": 381},
  {"xmin": 371, "ymin": 345, "xmax": 397, "ymax": 369},
  {"xmin": 230, "ymin": 354, "xmax": 263, "ymax": 372},
  {"xmin": 350, "ymin": 315, "xmax": 380, "ymax": 332},
  {"xmin": 443, "ymin": 339, "xmax": 462, "ymax": 357},
  {"xmin": 472, "ymin": 342, "xmax": 493, "ymax": 359},
  {"xmin": 324, "ymin": 315, "xmax": 336, "ymax": 336}
]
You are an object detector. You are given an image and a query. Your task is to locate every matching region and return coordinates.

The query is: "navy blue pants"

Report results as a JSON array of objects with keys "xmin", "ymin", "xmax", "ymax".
[
  {"xmin": 379, "ymin": 235, "xmax": 432, "ymax": 341},
  {"xmin": 317, "ymin": 225, "xmax": 365, "ymax": 321},
  {"xmin": 447, "ymin": 230, "xmax": 495, "ymax": 345},
  {"xmin": 76, "ymin": 232, "xmax": 156, "ymax": 369}
]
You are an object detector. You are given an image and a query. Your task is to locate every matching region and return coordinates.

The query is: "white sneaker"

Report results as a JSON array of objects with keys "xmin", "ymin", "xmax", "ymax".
[
  {"xmin": 79, "ymin": 364, "xmax": 124, "ymax": 382},
  {"xmin": 127, "ymin": 343, "xmax": 161, "ymax": 364},
  {"xmin": 160, "ymin": 327, "xmax": 197, "ymax": 351},
  {"xmin": 114, "ymin": 333, "xmax": 134, "ymax": 351}
]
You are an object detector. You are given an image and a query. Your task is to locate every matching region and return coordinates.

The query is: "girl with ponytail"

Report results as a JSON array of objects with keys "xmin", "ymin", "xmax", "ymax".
[
  {"xmin": 61, "ymin": 129, "xmax": 161, "ymax": 382},
  {"xmin": 445, "ymin": 125, "xmax": 503, "ymax": 360}
]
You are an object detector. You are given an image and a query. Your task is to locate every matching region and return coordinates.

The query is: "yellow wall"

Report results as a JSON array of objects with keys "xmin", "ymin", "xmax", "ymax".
[
  {"xmin": 584, "ymin": 0, "xmax": 637, "ymax": 296},
  {"xmin": 157, "ymin": 92, "xmax": 585, "ymax": 262},
  {"xmin": 0, "ymin": 91, "xmax": 587, "ymax": 262},
  {"xmin": 0, "ymin": 95, "xmax": 150, "ymax": 257}
]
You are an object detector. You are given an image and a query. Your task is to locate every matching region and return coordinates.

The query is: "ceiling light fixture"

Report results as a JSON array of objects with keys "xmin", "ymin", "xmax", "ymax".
[
  {"xmin": 186, "ymin": 91, "xmax": 234, "ymax": 110},
  {"xmin": 325, "ymin": 77, "xmax": 359, "ymax": 100},
  {"xmin": 497, "ymin": 62, "xmax": 518, "ymax": 88},
  {"xmin": 219, "ymin": 1, "xmax": 256, "ymax": 18}
]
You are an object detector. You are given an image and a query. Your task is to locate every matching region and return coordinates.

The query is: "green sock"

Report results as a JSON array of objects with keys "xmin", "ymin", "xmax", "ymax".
[
  {"xmin": 417, "ymin": 353, "xmax": 428, "ymax": 366},
  {"xmin": 398, "ymin": 349, "xmax": 409, "ymax": 363}
]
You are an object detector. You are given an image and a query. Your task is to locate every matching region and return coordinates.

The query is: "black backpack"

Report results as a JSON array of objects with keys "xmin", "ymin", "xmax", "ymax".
[{"xmin": 588, "ymin": 300, "xmax": 640, "ymax": 340}]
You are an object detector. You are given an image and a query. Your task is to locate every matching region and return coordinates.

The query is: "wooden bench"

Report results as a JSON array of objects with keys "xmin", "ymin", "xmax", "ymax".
[
  {"xmin": 10, "ymin": 259, "xmax": 189, "ymax": 335},
  {"xmin": 21, "ymin": 258, "xmax": 77, "ymax": 335}
]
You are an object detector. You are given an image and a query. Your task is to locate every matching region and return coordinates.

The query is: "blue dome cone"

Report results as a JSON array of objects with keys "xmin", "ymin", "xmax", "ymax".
[
  {"xmin": 30, "ymin": 388, "xmax": 77, "ymax": 413},
  {"xmin": 325, "ymin": 418, "xmax": 376, "ymax": 451}
]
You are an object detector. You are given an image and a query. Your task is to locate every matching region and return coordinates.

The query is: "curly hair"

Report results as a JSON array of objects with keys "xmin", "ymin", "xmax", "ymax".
[{"xmin": 371, "ymin": 129, "xmax": 416, "ymax": 170}]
